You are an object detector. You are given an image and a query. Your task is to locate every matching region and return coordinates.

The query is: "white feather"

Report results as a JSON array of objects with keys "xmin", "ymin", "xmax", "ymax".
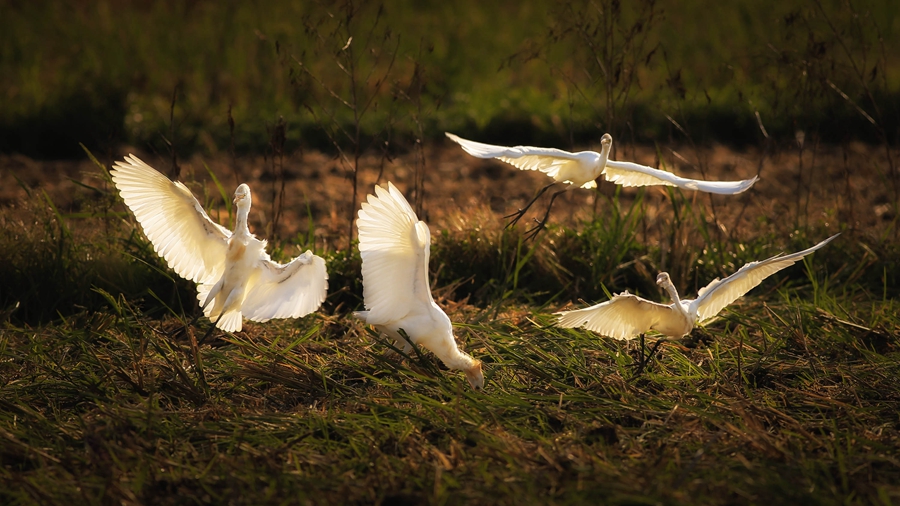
[
  {"xmin": 690, "ymin": 233, "xmax": 839, "ymax": 322},
  {"xmin": 446, "ymin": 131, "xmax": 758, "ymax": 195},
  {"xmin": 603, "ymin": 160, "xmax": 758, "ymax": 194},
  {"xmin": 557, "ymin": 234, "xmax": 839, "ymax": 340},
  {"xmin": 356, "ymin": 183, "xmax": 432, "ymax": 324},
  {"xmin": 112, "ymin": 154, "xmax": 328, "ymax": 332},
  {"xmin": 111, "ymin": 155, "xmax": 230, "ymax": 284},
  {"xmin": 556, "ymin": 292, "xmax": 675, "ymax": 340},
  {"xmin": 355, "ymin": 182, "xmax": 484, "ymax": 389},
  {"xmin": 242, "ymin": 251, "xmax": 329, "ymax": 322}
]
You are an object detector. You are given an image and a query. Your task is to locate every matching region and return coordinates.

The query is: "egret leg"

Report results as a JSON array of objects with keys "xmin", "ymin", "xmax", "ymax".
[
  {"xmin": 523, "ymin": 189, "xmax": 566, "ymax": 240},
  {"xmin": 197, "ymin": 313, "xmax": 224, "ymax": 345},
  {"xmin": 504, "ymin": 182, "xmax": 555, "ymax": 228},
  {"xmin": 634, "ymin": 337, "xmax": 666, "ymax": 375}
]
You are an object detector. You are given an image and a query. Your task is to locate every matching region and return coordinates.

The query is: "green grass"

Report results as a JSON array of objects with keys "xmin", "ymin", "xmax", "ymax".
[
  {"xmin": 1, "ymin": 164, "xmax": 898, "ymax": 504},
  {"xmin": 2, "ymin": 1, "xmax": 900, "ymax": 501},
  {"xmin": 1, "ymin": 271, "xmax": 897, "ymax": 504}
]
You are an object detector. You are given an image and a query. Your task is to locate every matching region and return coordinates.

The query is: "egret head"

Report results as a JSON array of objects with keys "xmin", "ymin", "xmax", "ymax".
[
  {"xmin": 233, "ymin": 184, "xmax": 251, "ymax": 206},
  {"xmin": 656, "ymin": 272, "xmax": 672, "ymax": 287},
  {"xmin": 465, "ymin": 360, "xmax": 484, "ymax": 390},
  {"xmin": 598, "ymin": 133, "xmax": 613, "ymax": 162}
]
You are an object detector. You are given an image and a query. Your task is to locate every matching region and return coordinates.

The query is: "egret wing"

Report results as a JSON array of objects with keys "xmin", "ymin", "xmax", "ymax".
[
  {"xmin": 691, "ymin": 233, "xmax": 839, "ymax": 322},
  {"xmin": 111, "ymin": 154, "xmax": 230, "ymax": 284},
  {"xmin": 240, "ymin": 250, "xmax": 328, "ymax": 322},
  {"xmin": 446, "ymin": 132, "xmax": 586, "ymax": 184},
  {"xmin": 556, "ymin": 293, "xmax": 674, "ymax": 341},
  {"xmin": 603, "ymin": 160, "xmax": 758, "ymax": 195},
  {"xmin": 357, "ymin": 182, "xmax": 433, "ymax": 324}
]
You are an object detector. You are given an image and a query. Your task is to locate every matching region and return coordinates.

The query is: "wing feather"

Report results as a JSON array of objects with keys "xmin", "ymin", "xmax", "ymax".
[
  {"xmin": 556, "ymin": 293, "xmax": 675, "ymax": 341},
  {"xmin": 691, "ymin": 233, "xmax": 839, "ymax": 322},
  {"xmin": 603, "ymin": 160, "xmax": 758, "ymax": 195},
  {"xmin": 446, "ymin": 132, "xmax": 585, "ymax": 181},
  {"xmin": 357, "ymin": 182, "xmax": 433, "ymax": 324},
  {"xmin": 111, "ymin": 154, "xmax": 230, "ymax": 284},
  {"xmin": 241, "ymin": 250, "xmax": 329, "ymax": 322}
]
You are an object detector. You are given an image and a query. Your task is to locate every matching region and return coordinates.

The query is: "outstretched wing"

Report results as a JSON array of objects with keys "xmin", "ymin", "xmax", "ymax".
[
  {"xmin": 556, "ymin": 293, "xmax": 675, "ymax": 341},
  {"xmin": 356, "ymin": 182, "xmax": 433, "ymax": 324},
  {"xmin": 111, "ymin": 154, "xmax": 230, "ymax": 284},
  {"xmin": 445, "ymin": 132, "xmax": 595, "ymax": 188},
  {"xmin": 240, "ymin": 250, "xmax": 328, "ymax": 322},
  {"xmin": 603, "ymin": 159, "xmax": 758, "ymax": 195},
  {"xmin": 691, "ymin": 233, "xmax": 839, "ymax": 322}
]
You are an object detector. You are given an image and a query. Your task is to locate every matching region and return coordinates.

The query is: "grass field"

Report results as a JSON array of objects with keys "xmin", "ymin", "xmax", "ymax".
[
  {"xmin": 2, "ymin": 0, "xmax": 900, "ymax": 504},
  {"xmin": 2, "ymin": 139, "xmax": 899, "ymax": 504}
]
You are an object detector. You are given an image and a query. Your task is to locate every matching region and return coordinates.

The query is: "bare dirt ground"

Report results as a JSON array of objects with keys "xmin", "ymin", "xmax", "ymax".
[{"xmin": 1, "ymin": 139, "xmax": 896, "ymax": 249}]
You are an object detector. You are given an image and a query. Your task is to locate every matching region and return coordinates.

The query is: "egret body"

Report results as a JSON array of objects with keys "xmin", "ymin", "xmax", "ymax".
[
  {"xmin": 111, "ymin": 155, "xmax": 328, "ymax": 333},
  {"xmin": 556, "ymin": 234, "xmax": 839, "ymax": 340},
  {"xmin": 446, "ymin": 132, "xmax": 759, "ymax": 237},
  {"xmin": 354, "ymin": 182, "xmax": 484, "ymax": 389}
]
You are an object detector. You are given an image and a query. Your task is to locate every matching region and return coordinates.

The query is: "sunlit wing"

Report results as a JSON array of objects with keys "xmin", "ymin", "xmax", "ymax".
[
  {"xmin": 356, "ymin": 182, "xmax": 433, "ymax": 324},
  {"xmin": 556, "ymin": 292, "xmax": 675, "ymax": 341},
  {"xmin": 445, "ymin": 132, "xmax": 587, "ymax": 184},
  {"xmin": 241, "ymin": 250, "xmax": 328, "ymax": 322},
  {"xmin": 691, "ymin": 233, "xmax": 839, "ymax": 322},
  {"xmin": 111, "ymin": 154, "xmax": 230, "ymax": 285},
  {"xmin": 603, "ymin": 159, "xmax": 758, "ymax": 195}
]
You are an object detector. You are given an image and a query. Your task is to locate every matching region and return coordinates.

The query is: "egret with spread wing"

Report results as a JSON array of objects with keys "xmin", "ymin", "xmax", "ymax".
[
  {"xmin": 556, "ymin": 234, "xmax": 838, "ymax": 368},
  {"xmin": 111, "ymin": 155, "xmax": 328, "ymax": 334},
  {"xmin": 354, "ymin": 182, "xmax": 484, "ymax": 389},
  {"xmin": 445, "ymin": 132, "xmax": 758, "ymax": 238}
]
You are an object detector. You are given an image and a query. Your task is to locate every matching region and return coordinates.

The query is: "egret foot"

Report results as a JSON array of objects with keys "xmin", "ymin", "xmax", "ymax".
[
  {"xmin": 503, "ymin": 207, "xmax": 529, "ymax": 228},
  {"xmin": 503, "ymin": 182, "xmax": 555, "ymax": 230},
  {"xmin": 523, "ymin": 218, "xmax": 548, "ymax": 241},
  {"xmin": 521, "ymin": 189, "xmax": 565, "ymax": 240}
]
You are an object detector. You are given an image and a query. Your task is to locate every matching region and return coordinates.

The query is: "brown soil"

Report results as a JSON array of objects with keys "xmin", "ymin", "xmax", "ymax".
[{"xmin": 1, "ymin": 139, "xmax": 896, "ymax": 249}]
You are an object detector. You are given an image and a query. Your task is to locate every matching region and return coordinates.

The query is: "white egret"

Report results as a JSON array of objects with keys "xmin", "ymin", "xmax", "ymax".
[
  {"xmin": 110, "ymin": 154, "xmax": 328, "ymax": 334},
  {"xmin": 354, "ymin": 182, "xmax": 484, "ymax": 389},
  {"xmin": 556, "ymin": 234, "xmax": 838, "ymax": 368},
  {"xmin": 445, "ymin": 132, "xmax": 759, "ymax": 237}
]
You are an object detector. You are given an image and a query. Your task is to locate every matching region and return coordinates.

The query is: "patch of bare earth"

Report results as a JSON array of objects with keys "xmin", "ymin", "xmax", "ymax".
[{"xmin": 1, "ymin": 140, "xmax": 895, "ymax": 246}]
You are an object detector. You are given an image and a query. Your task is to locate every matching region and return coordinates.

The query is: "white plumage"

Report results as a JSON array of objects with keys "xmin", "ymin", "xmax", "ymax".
[
  {"xmin": 445, "ymin": 132, "xmax": 759, "ymax": 194},
  {"xmin": 354, "ymin": 182, "xmax": 484, "ymax": 389},
  {"xmin": 111, "ymin": 154, "xmax": 328, "ymax": 332},
  {"xmin": 556, "ymin": 234, "xmax": 839, "ymax": 340}
]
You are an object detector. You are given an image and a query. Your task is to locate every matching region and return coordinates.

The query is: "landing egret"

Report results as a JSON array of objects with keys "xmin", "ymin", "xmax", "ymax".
[
  {"xmin": 445, "ymin": 132, "xmax": 759, "ymax": 238},
  {"xmin": 110, "ymin": 155, "xmax": 328, "ymax": 334},
  {"xmin": 354, "ymin": 182, "xmax": 484, "ymax": 389},
  {"xmin": 556, "ymin": 234, "xmax": 838, "ymax": 367}
]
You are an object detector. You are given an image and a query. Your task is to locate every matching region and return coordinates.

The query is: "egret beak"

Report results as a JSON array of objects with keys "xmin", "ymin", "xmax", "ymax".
[{"xmin": 465, "ymin": 361, "xmax": 484, "ymax": 390}]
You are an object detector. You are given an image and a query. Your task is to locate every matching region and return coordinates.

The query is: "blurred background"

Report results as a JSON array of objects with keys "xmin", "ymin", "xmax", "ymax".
[{"xmin": 2, "ymin": 0, "xmax": 898, "ymax": 158}]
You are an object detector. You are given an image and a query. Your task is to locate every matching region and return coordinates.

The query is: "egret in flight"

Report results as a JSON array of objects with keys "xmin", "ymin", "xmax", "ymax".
[
  {"xmin": 445, "ymin": 132, "xmax": 758, "ymax": 238},
  {"xmin": 110, "ymin": 155, "xmax": 328, "ymax": 335},
  {"xmin": 354, "ymin": 182, "xmax": 484, "ymax": 390},
  {"xmin": 556, "ymin": 233, "xmax": 838, "ymax": 369}
]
